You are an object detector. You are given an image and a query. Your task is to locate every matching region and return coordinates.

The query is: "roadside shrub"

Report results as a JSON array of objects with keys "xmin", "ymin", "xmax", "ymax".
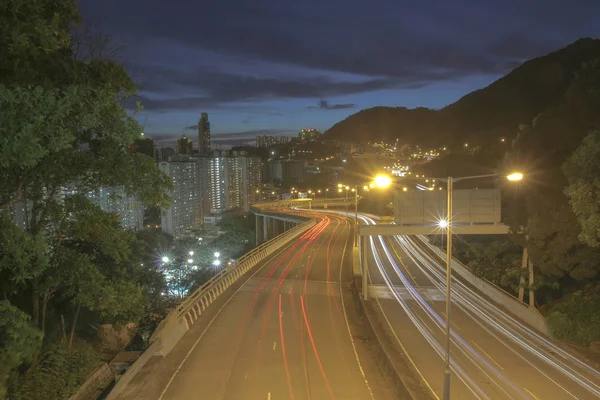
[
  {"xmin": 7, "ymin": 342, "xmax": 101, "ymax": 400},
  {"xmin": 546, "ymin": 287, "xmax": 600, "ymax": 346}
]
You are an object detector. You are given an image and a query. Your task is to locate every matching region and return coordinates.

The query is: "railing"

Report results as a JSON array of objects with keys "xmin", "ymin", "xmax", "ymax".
[{"xmin": 176, "ymin": 218, "xmax": 316, "ymax": 320}]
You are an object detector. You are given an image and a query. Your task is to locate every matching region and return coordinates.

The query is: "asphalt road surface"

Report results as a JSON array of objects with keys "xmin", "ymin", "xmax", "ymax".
[
  {"xmin": 119, "ymin": 213, "xmax": 394, "ymax": 400},
  {"xmin": 359, "ymin": 214, "xmax": 600, "ymax": 400}
]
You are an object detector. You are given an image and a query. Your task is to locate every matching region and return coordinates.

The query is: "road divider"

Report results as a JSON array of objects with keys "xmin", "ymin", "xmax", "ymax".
[{"xmin": 352, "ymin": 245, "xmax": 418, "ymax": 400}]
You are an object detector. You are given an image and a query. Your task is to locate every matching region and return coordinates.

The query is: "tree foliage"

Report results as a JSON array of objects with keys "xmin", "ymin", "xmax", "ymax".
[
  {"xmin": 0, "ymin": 301, "xmax": 43, "ymax": 399},
  {"xmin": 563, "ymin": 131, "xmax": 600, "ymax": 247},
  {"xmin": 7, "ymin": 343, "xmax": 100, "ymax": 400},
  {"xmin": 0, "ymin": 0, "xmax": 170, "ymax": 395},
  {"xmin": 505, "ymin": 57, "xmax": 600, "ymax": 282}
]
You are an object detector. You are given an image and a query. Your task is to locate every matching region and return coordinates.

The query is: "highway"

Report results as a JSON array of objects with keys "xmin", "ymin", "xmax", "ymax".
[
  {"xmin": 119, "ymin": 213, "xmax": 393, "ymax": 400},
  {"xmin": 357, "ymin": 213, "xmax": 600, "ymax": 400}
]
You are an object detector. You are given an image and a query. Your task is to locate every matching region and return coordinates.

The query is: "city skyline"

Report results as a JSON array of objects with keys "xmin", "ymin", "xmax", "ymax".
[{"xmin": 78, "ymin": 0, "xmax": 600, "ymax": 145}]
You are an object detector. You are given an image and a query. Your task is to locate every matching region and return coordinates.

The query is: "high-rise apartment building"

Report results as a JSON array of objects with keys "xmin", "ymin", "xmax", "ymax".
[
  {"xmin": 299, "ymin": 128, "xmax": 322, "ymax": 143},
  {"xmin": 256, "ymin": 135, "xmax": 291, "ymax": 148},
  {"xmin": 200, "ymin": 150, "xmax": 262, "ymax": 214},
  {"xmin": 129, "ymin": 136, "xmax": 157, "ymax": 160},
  {"xmin": 87, "ymin": 187, "xmax": 145, "ymax": 231},
  {"xmin": 176, "ymin": 135, "xmax": 193, "ymax": 154},
  {"xmin": 159, "ymin": 155, "xmax": 203, "ymax": 239},
  {"xmin": 264, "ymin": 160, "xmax": 306, "ymax": 185},
  {"xmin": 159, "ymin": 147, "xmax": 175, "ymax": 162},
  {"xmin": 197, "ymin": 112, "xmax": 211, "ymax": 153},
  {"xmin": 242, "ymin": 155, "xmax": 263, "ymax": 210}
]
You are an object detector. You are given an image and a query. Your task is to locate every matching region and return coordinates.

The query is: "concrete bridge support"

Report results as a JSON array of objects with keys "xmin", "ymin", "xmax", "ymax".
[{"xmin": 255, "ymin": 214, "xmax": 264, "ymax": 245}]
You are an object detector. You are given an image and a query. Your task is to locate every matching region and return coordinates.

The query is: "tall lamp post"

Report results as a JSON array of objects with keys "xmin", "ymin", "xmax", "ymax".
[
  {"xmin": 435, "ymin": 172, "xmax": 523, "ymax": 400},
  {"xmin": 357, "ymin": 174, "xmax": 393, "ymax": 299}
]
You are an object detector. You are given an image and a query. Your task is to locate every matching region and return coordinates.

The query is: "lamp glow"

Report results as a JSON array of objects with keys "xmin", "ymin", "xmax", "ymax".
[
  {"xmin": 214, "ymin": 252, "xmax": 220, "ymax": 258},
  {"xmin": 438, "ymin": 219, "xmax": 448, "ymax": 228},
  {"xmin": 187, "ymin": 259, "xmax": 194, "ymax": 264},
  {"xmin": 374, "ymin": 174, "xmax": 392, "ymax": 188},
  {"xmin": 161, "ymin": 256, "xmax": 169, "ymax": 263},
  {"xmin": 507, "ymin": 172, "xmax": 523, "ymax": 181},
  {"xmin": 213, "ymin": 259, "xmax": 221, "ymax": 266}
]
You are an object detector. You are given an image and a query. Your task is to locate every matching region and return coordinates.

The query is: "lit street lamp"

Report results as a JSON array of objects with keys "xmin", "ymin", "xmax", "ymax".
[
  {"xmin": 214, "ymin": 252, "xmax": 220, "ymax": 258},
  {"xmin": 437, "ymin": 172, "xmax": 523, "ymax": 400}
]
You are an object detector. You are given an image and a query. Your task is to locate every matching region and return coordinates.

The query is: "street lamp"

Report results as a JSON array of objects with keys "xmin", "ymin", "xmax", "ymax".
[
  {"xmin": 189, "ymin": 250, "xmax": 194, "ymax": 256},
  {"xmin": 507, "ymin": 172, "xmax": 523, "ymax": 181},
  {"xmin": 214, "ymin": 252, "xmax": 220, "ymax": 258},
  {"xmin": 161, "ymin": 256, "xmax": 170, "ymax": 263},
  {"xmin": 439, "ymin": 172, "xmax": 522, "ymax": 400},
  {"xmin": 373, "ymin": 174, "xmax": 392, "ymax": 188}
]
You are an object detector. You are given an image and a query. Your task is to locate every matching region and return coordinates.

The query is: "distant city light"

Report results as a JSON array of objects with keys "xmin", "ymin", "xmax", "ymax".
[
  {"xmin": 187, "ymin": 259, "xmax": 194, "ymax": 264},
  {"xmin": 213, "ymin": 259, "xmax": 221, "ymax": 266},
  {"xmin": 189, "ymin": 250, "xmax": 194, "ymax": 256},
  {"xmin": 214, "ymin": 252, "xmax": 220, "ymax": 258},
  {"xmin": 438, "ymin": 219, "xmax": 448, "ymax": 228},
  {"xmin": 161, "ymin": 256, "xmax": 169, "ymax": 263}
]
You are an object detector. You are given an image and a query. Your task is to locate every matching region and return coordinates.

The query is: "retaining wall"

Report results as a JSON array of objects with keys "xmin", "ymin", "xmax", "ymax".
[
  {"xmin": 415, "ymin": 235, "xmax": 548, "ymax": 335},
  {"xmin": 352, "ymin": 248, "xmax": 417, "ymax": 400}
]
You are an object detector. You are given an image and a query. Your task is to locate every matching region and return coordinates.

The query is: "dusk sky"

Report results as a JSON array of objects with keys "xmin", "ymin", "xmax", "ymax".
[{"xmin": 79, "ymin": 0, "xmax": 600, "ymax": 147}]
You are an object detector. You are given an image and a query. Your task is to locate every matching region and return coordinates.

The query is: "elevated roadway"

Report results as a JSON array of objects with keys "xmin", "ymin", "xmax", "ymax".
[{"xmin": 114, "ymin": 213, "xmax": 394, "ymax": 400}]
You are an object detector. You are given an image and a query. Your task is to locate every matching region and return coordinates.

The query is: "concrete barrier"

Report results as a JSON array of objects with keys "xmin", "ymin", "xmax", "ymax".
[
  {"xmin": 351, "ymin": 247, "xmax": 418, "ymax": 400},
  {"xmin": 414, "ymin": 235, "xmax": 548, "ymax": 335},
  {"xmin": 106, "ymin": 217, "xmax": 316, "ymax": 400},
  {"xmin": 69, "ymin": 363, "xmax": 113, "ymax": 400}
]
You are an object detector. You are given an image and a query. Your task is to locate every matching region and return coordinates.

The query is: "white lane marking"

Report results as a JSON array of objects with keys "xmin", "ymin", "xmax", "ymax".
[
  {"xmin": 338, "ymin": 218, "xmax": 376, "ymax": 400},
  {"xmin": 157, "ymin": 238, "xmax": 300, "ymax": 400},
  {"xmin": 267, "ymin": 392, "xmax": 271, "ymax": 400},
  {"xmin": 273, "ymin": 341, "xmax": 277, "ymax": 351},
  {"xmin": 245, "ymin": 372, "xmax": 248, "ymax": 379}
]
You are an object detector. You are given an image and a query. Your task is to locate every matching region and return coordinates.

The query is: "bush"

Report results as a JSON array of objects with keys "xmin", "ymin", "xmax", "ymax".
[
  {"xmin": 0, "ymin": 301, "xmax": 43, "ymax": 399},
  {"xmin": 7, "ymin": 342, "xmax": 102, "ymax": 400},
  {"xmin": 546, "ymin": 286, "xmax": 600, "ymax": 346}
]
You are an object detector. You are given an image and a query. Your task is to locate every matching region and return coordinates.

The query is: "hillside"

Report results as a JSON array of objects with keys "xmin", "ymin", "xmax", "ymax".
[{"xmin": 324, "ymin": 38, "xmax": 600, "ymax": 147}]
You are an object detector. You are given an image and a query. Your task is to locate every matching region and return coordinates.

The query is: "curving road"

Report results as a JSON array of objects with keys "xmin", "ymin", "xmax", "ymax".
[
  {"xmin": 357, "ymin": 214, "xmax": 600, "ymax": 400},
  {"xmin": 117, "ymin": 213, "xmax": 393, "ymax": 400}
]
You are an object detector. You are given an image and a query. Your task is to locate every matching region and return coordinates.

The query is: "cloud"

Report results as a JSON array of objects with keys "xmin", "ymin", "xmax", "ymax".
[
  {"xmin": 126, "ymin": 67, "xmax": 411, "ymax": 112},
  {"xmin": 80, "ymin": 0, "xmax": 600, "ymax": 83},
  {"xmin": 308, "ymin": 100, "xmax": 355, "ymax": 110}
]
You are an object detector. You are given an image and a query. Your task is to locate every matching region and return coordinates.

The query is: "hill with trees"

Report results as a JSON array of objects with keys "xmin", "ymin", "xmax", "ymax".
[{"xmin": 324, "ymin": 38, "xmax": 600, "ymax": 148}]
